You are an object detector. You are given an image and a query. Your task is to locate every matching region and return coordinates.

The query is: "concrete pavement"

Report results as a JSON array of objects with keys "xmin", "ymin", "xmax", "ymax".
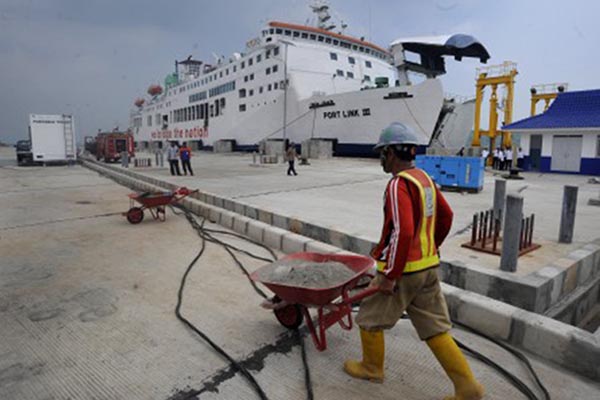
[{"xmin": 1, "ymin": 147, "xmax": 599, "ymax": 399}]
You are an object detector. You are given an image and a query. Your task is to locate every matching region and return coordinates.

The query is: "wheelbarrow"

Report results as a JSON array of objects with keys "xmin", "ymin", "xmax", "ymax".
[
  {"xmin": 123, "ymin": 186, "xmax": 198, "ymax": 224},
  {"xmin": 250, "ymin": 252, "xmax": 378, "ymax": 351}
]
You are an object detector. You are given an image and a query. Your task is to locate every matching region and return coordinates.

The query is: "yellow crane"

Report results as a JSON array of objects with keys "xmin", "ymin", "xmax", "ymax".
[
  {"xmin": 472, "ymin": 61, "xmax": 518, "ymax": 150},
  {"xmin": 530, "ymin": 83, "xmax": 568, "ymax": 116}
]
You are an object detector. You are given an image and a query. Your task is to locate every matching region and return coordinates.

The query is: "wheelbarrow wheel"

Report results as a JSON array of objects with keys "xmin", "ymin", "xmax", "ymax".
[
  {"xmin": 274, "ymin": 298, "xmax": 304, "ymax": 330},
  {"xmin": 126, "ymin": 207, "xmax": 144, "ymax": 224}
]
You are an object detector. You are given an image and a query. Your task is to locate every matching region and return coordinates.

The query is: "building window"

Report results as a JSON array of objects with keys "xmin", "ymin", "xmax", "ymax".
[
  {"xmin": 241, "ymin": 61, "xmax": 245, "ymax": 69},
  {"xmin": 239, "ymin": 89, "xmax": 246, "ymax": 98},
  {"xmin": 249, "ymin": 58, "xmax": 253, "ymax": 66},
  {"xmin": 365, "ymin": 60, "xmax": 372, "ymax": 68},
  {"xmin": 347, "ymin": 71, "xmax": 354, "ymax": 78},
  {"xmin": 147, "ymin": 115, "xmax": 152, "ymax": 126},
  {"xmin": 257, "ymin": 54, "xmax": 262, "ymax": 63},
  {"xmin": 272, "ymin": 65, "xmax": 278, "ymax": 73},
  {"xmin": 233, "ymin": 65, "xmax": 237, "ymax": 72},
  {"xmin": 259, "ymin": 86, "xmax": 263, "ymax": 93},
  {"xmin": 268, "ymin": 84, "xmax": 272, "ymax": 91},
  {"xmin": 348, "ymin": 57, "xmax": 355, "ymax": 65},
  {"xmin": 266, "ymin": 67, "xmax": 271, "ymax": 75},
  {"xmin": 250, "ymin": 73, "xmax": 254, "ymax": 80},
  {"xmin": 273, "ymin": 47, "xmax": 280, "ymax": 56},
  {"xmin": 249, "ymin": 89, "xmax": 254, "ymax": 96},
  {"xmin": 274, "ymin": 82, "xmax": 278, "ymax": 90},
  {"xmin": 266, "ymin": 50, "xmax": 271, "ymax": 59},
  {"xmin": 239, "ymin": 104, "xmax": 246, "ymax": 112},
  {"xmin": 336, "ymin": 69, "xmax": 343, "ymax": 76},
  {"xmin": 244, "ymin": 75, "xmax": 248, "ymax": 82},
  {"xmin": 330, "ymin": 52, "xmax": 338, "ymax": 61},
  {"xmin": 219, "ymin": 71, "xmax": 223, "ymax": 77}
]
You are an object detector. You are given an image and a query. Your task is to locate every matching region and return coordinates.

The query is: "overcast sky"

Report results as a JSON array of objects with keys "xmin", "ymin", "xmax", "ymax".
[{"xmin": 1, "ymin": 0, "xmax": 599, "ymax": 144}]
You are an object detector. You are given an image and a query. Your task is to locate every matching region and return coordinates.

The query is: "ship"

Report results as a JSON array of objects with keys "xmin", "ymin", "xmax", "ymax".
[{"xmin": 129, "ymin": 2, "xmax": 490, "ymax": 156}]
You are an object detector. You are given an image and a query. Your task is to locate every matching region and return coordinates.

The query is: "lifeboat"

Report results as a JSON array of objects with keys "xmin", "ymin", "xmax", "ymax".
[
  {"xmin": 134, "ymin": 98, "xmax": 145, "ymax": 107},
  {"xmin": 147, "ymin": 85, "xmax": 163, "ymax": 96}
]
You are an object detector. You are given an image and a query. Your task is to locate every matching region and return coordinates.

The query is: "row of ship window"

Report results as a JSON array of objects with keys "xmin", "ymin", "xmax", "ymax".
[
  {"xmin": 170, "ymin": 47, "xmax": 281, "ymax": 96},
  {"xmin": 330, "ymin": 52, "xmax": 372, "ymax": 68},
  {"xmin": 261, "ymin": 27, "xmax": 387, "ymax": 60}
]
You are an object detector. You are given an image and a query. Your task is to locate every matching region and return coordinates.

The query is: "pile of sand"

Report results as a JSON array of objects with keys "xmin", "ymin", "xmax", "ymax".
[{"xmin": 257, "ymin": 259, "xmax": 355, "ymax": 289}]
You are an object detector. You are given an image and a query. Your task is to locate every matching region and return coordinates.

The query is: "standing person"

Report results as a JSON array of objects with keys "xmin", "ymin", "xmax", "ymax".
[
  {"xmin": 285, "ymin": 141, "xmax": 298, "ymax": 176},
  {"xmin": 492, "ymin": 147, "xmax": 499, "ymax": 170},
  {"xmin": 179, "ymin": 142, "xmax": 194, "ymax": 176},
  {"xmin": 517, "ymin": 147, "xmax": 525, "ymax": 169},
  {"xmin": 481, "ymin": 148, "xmax": 489, "ymax": 167},
  {"xmin": 167, "ymin": 141, "xmax": 181, "ymax": 176},
  {"xmin": 497, "ymin": 147, "xmax": 505, "ymax": 171},
  {"xmin": 344, "ymin": 122, "xmax": 484, "ymax": 400},
  {"xmin": 505, "ymin": 146, "xmax": 513, "ymax": 170}
]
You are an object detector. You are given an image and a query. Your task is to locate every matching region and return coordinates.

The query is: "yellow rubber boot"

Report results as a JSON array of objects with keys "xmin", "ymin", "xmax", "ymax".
[
  {"xmin": 343, "ymin": 329, "xmax": 385, "ymax": 382},
  {"xmin": 426, "ymin": 332, "xmax": 484, "ymax": 400}
]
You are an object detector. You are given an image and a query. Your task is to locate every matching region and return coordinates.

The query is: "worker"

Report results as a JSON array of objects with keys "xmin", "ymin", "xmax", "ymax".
[
  {"xmin": 167, "ymin": 141, "xmax": 182, "ymax": 176},
  {"xmin": 285, "ymin": 141, "xmax": 299, "ymax": 176},
  {"xmin": 344, "ymin": 122, "xmax": 484, "ymax": 400},
  {"xmin": 179, "ymin": 142, "xmax": 194, "ymax": 176}
]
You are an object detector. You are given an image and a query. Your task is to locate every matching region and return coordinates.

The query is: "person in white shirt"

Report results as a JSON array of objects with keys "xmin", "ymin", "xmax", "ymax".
[
  {"xmin": 493, "ymin": 148, "xmax": 500, "ymax": 170},
  {"xmin": 505, "ymin": 147, "xmax": 513, "ymax": 170},
  {"xmin": 481, "ymin": 149, "xmax": 489, "ymax": 167},
  {"xmin": 497, "ymin": 148, "xmax": 505, "ymax": 170}
]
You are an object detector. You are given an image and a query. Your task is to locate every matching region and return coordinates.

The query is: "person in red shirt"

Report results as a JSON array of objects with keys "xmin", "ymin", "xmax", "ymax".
[
  {"xmin": 179, "ymin": 142, "xmax": 194, "ymax": 176},
  {"xmin": 344, "ymin": 123, "xmax": 484, "ymax": 400}
]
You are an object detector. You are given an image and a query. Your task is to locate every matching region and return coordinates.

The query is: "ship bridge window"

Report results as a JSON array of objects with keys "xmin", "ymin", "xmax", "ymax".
[
  {"xmin": 273, "ymin": 47, "xmax": 279, "ymax": 56},
  {"xmin": 365, "ymin": 48, "xmax": 371, "ymax": 54},
  {"xmin": 239, "ymin": 104, "xmax": 246, "ymax": 112},
  {"xmin": 348, "ymin": 56, "xmax": 355, "ymax": 65},
  {"xmin": 330, "ymin": 52, "xmax": 338, "ymax": 61},
  {"xmin": 269, "ymin": 28, "xmax": 274, "ymax": 34},
  {"xmin": 293, "ymin": 31, "xmax": 300, "ymax": 38},
  {"xmin": 249, "ymin": 58, "xmax": 253, "ymax": 66},
  {"xmin": 284, "ymin": 30, "xmax": 291, "ymax": 36},
  {"xmin": 309, "ymin": 34, "xmax": 316, "ymax": 40},
  {"xmin": 333, "ymin": 39, "xmax": 339, "ymax": 45},
  {"xmin": 365, "ymin": 60, "xmax": 372, "ymax": 68},
  {"xmin": 257, "ymin": 54, "xmax": 262, "ymax": 63},
  {"xmin": 352, "ymin": 45, "xmax": 358, "ymax": 50},
  {"xmin": 318, "ymin": 36, "xmax": 324, "ymax": 42},
  {"xmin": 336, "ymin": 69, "xmax": 343, "ymax": 76},
  {"xmin": 275, "ymin": 28, "xmax": 282, "ymax": 34},
  {"xmin": 325, "ymin": 37, "xmax": 331, "ymax": 44},
  {"xmin": 359, "ymin": 46, "xmax": 365, "ymax": 52},
  {"xmin": 347, "ymin": 71, "xmax": 354, "ymax": 78},
  {"xmin": 301, "ymin": 32, "xmax": 308, "ymax": 39}
]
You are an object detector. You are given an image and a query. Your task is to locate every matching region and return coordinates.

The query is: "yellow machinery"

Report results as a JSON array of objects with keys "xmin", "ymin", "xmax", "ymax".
[
  {"xmin": 472, "ymin": 61, "xmax": 518, "ymax": 149},
  {"xmin": 530, "ymin": 83, "xmax": 568, "ymax": 116}
]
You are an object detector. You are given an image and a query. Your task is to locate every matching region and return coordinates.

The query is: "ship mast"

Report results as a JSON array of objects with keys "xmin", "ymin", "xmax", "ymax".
[{"xmin": 310, "ymin": 0, "xmax": 347, "ymax": 33}]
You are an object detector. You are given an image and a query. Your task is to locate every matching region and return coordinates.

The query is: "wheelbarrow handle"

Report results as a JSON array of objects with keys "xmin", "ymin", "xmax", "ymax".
[{"xmin": 341, "ymin": 286, "xmax": 380, "ymax": 306}]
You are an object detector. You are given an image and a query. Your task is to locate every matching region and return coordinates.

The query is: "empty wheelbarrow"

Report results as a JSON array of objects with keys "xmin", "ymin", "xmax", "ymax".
[{"xmin": 123, "ymin": 186, "xmax": 198, "ymax": 224}]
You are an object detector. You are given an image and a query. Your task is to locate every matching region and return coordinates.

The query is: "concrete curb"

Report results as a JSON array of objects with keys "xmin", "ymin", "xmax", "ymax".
[{"xmin": 81, "ymin": 158, "xmax": 600, "ymax": 381}]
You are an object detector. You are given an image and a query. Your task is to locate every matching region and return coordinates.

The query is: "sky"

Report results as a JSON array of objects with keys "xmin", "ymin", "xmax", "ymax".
[{"xmin": 0, "ymin": 0, "xmax": 599, "ymax": 145}]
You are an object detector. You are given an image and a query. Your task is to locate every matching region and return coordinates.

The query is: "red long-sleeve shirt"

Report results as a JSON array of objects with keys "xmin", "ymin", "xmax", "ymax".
[{"xmin": 371, "ymin": 169, "xmax": 453, "ymax": 280}]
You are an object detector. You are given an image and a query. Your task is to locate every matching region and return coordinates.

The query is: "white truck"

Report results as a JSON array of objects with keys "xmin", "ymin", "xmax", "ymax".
[{"xmin": 28, "ymin": 114, "xmax": 77, "ymax": 164}]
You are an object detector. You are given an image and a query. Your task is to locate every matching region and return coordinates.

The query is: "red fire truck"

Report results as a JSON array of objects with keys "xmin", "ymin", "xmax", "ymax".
[{"xmin": 95, "ymin": 131, "xmax": 135, "ymax": 162}]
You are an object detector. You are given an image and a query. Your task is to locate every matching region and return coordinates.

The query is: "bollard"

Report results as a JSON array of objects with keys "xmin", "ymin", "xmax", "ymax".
[
  {"xmin": 559, "ymin": 185, "xmax": 578, "ymax": 243},
  {"xmin": 471, "ymin": 214, "xmax": 477, "ymax": 245},
  {"xmin": 493, "ymin": 179, "xmax": 506, "ymax": 229},
  {"xmin": 122, "ymin": 151, "xmax": 129, "ymax": 168},
  {"xmin": 155, "ymin": 152, "xmax": 159, "ymax": 166},
  {"xmin": 500, "ymin": 194, "xmax": 523, "ymax": 272}
]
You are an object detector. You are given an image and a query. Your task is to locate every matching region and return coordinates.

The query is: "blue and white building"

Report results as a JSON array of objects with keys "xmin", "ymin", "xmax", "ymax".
[{"xmin": 504, "ymin": 89, "xmax": 600, "ymax": 175}]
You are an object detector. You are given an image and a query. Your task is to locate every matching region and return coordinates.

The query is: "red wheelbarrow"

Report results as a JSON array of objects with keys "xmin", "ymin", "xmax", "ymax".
[
  {"xmin": 251, "ymin": 252, "xmax": 379, "ymax": 351},
  {"xmin": 123, "ymin": 186, "xmax": 198, "ymax": 224}
]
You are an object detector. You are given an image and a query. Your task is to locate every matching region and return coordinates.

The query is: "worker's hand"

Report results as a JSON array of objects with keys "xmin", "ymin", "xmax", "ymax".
[{"xmin": 378, "ymin": 275, "xmax": 396, "ymax": 295}]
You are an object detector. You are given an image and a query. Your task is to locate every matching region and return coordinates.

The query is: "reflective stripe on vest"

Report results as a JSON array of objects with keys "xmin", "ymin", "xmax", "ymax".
[{"xmin": 398, "ymin": 169, "xmax": 440, "ymax": 273}]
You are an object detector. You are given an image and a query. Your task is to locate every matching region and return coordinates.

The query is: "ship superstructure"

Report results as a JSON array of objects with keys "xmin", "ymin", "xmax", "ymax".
[{"xmin": 130, "ymin": 3, "xmax": 490, "ymax": 155}]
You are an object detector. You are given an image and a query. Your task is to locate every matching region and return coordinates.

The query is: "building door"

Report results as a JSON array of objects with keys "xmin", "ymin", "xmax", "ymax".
[
  {"xmin": 529, "ymin": 134, "xmax": 542, "ymax": 171},
  {"xmin": 551, "ymin": 135, "xmax": 582, "ymax": 172}
]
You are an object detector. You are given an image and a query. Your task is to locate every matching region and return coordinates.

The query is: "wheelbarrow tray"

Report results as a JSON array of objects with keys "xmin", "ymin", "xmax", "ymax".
[{"xmin": 250, "ymin": 252, "xmax": 374, "ymax": 306}]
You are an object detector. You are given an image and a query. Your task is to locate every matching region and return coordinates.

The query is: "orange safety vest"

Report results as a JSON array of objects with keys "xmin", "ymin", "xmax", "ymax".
[{"xmin": 376, "ymin": 168, "xmax": 440, "ymax": 274}]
